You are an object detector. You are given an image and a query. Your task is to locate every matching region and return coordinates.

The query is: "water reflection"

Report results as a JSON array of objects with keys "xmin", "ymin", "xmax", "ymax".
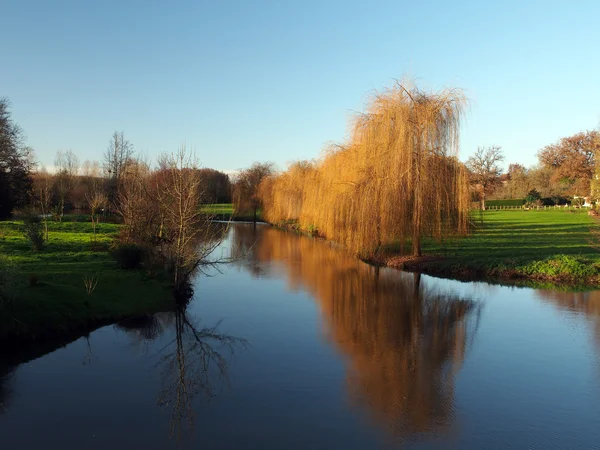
[
  {"xmin": 232, "ymin": 225, "xmax": 481, "ymax": 441},
  {"xmin": 0, "ymin": 370, "xmax": 13, "ymax": 415},
  {"xmin": 116, "ymin": 307, "xmax": 247, "ymax": 442},
  {"xmin": 537, "ymin": 290, "xmax": 600, "ymax": 346}
]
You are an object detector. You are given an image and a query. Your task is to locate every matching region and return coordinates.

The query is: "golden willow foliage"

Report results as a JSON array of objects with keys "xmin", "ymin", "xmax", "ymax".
[{"xmin": 259, "ymin": 81, "xmax": 470, "ymax": 257}]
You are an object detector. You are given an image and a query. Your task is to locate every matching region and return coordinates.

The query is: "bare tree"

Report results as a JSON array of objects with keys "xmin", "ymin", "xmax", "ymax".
[
  {"xmin": 87, "ymin": 190, "xmax": 107, "ymax": 244},
  {"xmin": 104, "ymin": 131, "xmax": 134, "ymax": 206},
  {"xmin": 81, "ymin": 160, "xmax": 101, "ymax": 178},
  {"xmin": 156, "ymin": 148, "xmax": 229, "ymax": 286},
  {"xmin": 53, "ymin": 149, "xmax": 79, "ymax": 220},
  {"xmin": 116, "ymin": 159, "xmax": 155, "ymax": 243},
  {"xmin": 466, "ymin": 146, "xmax": 504, "ymax": 210},
  {"xmin": 32, "ymin": 168, "xmax": 53, "ymax": 240}
]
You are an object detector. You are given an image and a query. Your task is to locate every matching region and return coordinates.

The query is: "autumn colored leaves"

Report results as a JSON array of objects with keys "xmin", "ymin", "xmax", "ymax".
[{"xmin": 259, "ymin": 81, "xmax": 470, "ymax": 257}]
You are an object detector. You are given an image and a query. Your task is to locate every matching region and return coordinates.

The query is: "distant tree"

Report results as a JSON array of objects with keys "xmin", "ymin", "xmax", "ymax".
[
  {"xmin": 505, "ymin": 163, "xmax": 532, "ymax": 199},
  {"xmin": 197, "ymin": 168, "xmax": 232, "ymax": 204},
  {"xmin": 87, "ymin": 190, "xmax": 107, "ymax": 244},
  {"xmin": 32, "ymin": 169, "xmax": 53, "ymax": 240},
  {"xmin": 104, "ymin": 131, "xmax": 134, "ymax": 206},
  {"xmin": 81, "ymin": 160, "xmax": 101, "ymax": 178},
  {"xmin": 233, "ymin": 162, "xmax": 275, "ymax": 223},
  {"xmin": 589, "ymin": 128, "xmax": 600, "ymax": 201},
  {"xmin": 466, "ymin": 146, "xmax": 504, "ymax": 210},
  {"xmin": 53, "ymin": 149, "xmax": 79, "ymax": 219},
  {"xmin": 0, "ymin": 98, "xmax": 33, "ymax": 218},
  {"xmin": 537, "ymin": 130, "xmax": 599, "ymax": 197}
]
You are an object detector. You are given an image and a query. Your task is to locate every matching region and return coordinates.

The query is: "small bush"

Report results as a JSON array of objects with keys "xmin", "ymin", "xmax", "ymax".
[
  {"xmin": 111, "ymin": 243, "xmax": 144, "ymax": 269},
  {"xmin": 22, "ymin": 212, "xmax": 45, "ymax": 251},
  {"xmin": 522, "ymin": 255, "xmax": 597, "ymax": 279},
  {"xmin": 84, "ymin": 274, "xmax": 99, "ymax": 295}
]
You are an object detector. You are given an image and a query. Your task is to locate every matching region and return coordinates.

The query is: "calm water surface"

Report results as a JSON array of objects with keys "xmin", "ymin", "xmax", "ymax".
[{"xmin": 2, "ymin": 224, "xmax": 600, "ymax": 449}]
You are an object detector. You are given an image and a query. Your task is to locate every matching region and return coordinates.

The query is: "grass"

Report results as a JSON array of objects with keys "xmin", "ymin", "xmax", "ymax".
[
  {"xmin": 200, "ymin": 203, "xmax": 262, "ymax": 221},
  {"xmin": 391, "ymin": 209, "xmax": 600, "ymax": 286},
  {"xmin": 0, "ymin": 218, "xmax": 173, "ymax": 343}
]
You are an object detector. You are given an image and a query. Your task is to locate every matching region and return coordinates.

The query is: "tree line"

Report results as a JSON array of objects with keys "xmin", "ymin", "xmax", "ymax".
[
  {"xmin": 1, "ymin": 96, "xmax": 238, "ymax": 291},
  {"xmin": 0, "ymin": 98, "xmax": 233, "ymax": 222},
  {"xmin": 467, "ymin": 128, "xmax": 600, "ymax": 209}
]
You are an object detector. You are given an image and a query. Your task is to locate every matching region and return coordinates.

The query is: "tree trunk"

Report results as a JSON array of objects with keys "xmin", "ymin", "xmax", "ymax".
[
  {"xmin": 413, "ymin": 272, "xmax": 422, "ymax": 298},
  {"xmin": 412, "ymin": 233, "xmax": 421, "ymax": 257},
  {"xmin": 481, "ymin": 190, "xmax": 486, "ymax": 211},
  {"xmin": 412, "ymin": 136, "xmax": 422, "ymax": 257}
]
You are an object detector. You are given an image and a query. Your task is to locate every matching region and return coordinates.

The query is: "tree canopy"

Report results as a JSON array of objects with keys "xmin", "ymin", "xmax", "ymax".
[
  {"xmin": 259, "ymin": 81, "xmax": 470, "ymax": 257},
  {"xmin": 0, "ymin": 98, "xmax": 33, "ymax": 219},
  {"xmin": 466, "ymin": 146, "xmax": 504, "ymax": 210},
  {"xmin": 537, "ymin": 130, "xmax": 599, "ymax": 196}
]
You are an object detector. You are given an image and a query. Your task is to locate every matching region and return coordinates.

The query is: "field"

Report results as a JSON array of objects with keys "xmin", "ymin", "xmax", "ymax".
[
  {"xmin": 0, "ymin": 218, "xmax": 172, "ymax": 342},
  {"xmin": 201, "ymin": 203, "xmax": 262, "ymax": 221},
  {"xmin": 403, "ymin": 209, "xmax": 600, "ymax": 285}
]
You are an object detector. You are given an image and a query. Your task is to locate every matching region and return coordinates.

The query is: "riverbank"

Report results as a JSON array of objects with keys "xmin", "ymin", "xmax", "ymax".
[
  {"xmin": 269, "ymin": 209, "xmax": 600, "ymax": 288},
  {"xmin": 375, "ymin": 209, "xmax": 600, "ymax": 287},
  {"xmin": 201, "ymin": 203, "xmax": 262, "ymax": 222},
  {"xmin": 0, "ymin": 219, "xmax": 173, "ymax": 346}
]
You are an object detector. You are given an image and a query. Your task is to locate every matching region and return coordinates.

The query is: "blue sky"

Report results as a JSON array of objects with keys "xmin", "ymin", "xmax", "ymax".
[{"xmin": 2, "ymin": 0, "xmax": 599, "ymax": 173}]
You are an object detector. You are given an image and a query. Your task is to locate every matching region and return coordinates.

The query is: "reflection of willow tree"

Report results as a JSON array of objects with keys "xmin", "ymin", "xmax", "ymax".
[
  {"xmin": 233, "ymin": 225, "xmax": 480, "ymax": 439},
  {"xmin": 156, "ymin": 308, "xmax": 246, "ymax": 441}
]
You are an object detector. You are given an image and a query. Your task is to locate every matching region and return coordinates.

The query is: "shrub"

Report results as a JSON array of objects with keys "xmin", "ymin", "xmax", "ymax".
[
  {"xmin": 84, "ymin": 274, "xmax": 99, "ymax": 295},
  {"xmin": 22, "ymin": 212, "xmax": 45, "ymax": 251},
  {"xmin": 550, "ymin": 196, "xmax": 569, "ymax": 206},
  {"xmin": 522, "ymin": 255, "xmax": 597, "ymax": 279},
  {"xmin": 111, "ymin": 243, "xmax": 144, "ymax": 269},
  {"xmin": 523, "ymin": 189, "xmax": 543, "ymax": 208}
]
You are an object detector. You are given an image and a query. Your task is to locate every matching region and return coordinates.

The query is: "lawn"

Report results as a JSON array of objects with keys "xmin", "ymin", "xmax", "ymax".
[
  {"xmin": 201, "ymin": 203, "xmax": 234, "ymax": 215},
  {"xmin": 425, "ymin": 209, "xmax": 599, "ymax": 261},
  {"xmin": 412, "ymin": 209, "xmax": 600, "ymax": 285},
  {"xmin": 200, "ymin": 203, "xmax": 262, "ymax": 221},
  {"xmin": 0, "ymin": 218, "xmax": 173, "ymax": 342}
]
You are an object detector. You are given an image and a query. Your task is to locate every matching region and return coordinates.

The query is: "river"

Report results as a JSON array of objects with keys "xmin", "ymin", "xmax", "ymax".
[{"xmin": 1, "ymin": 223, "xmax": 600, "ymax": 449}]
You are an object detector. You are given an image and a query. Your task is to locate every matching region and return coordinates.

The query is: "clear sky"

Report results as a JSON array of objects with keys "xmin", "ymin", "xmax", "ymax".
[{"xmin": 2, "ymin": 0, "xmax": 599, "ymax": 173}]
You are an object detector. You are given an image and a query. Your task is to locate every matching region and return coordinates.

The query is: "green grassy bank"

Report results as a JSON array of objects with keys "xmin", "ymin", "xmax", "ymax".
[
  {"xmin": 201, "ymin": 203, "xmax": 262, "ymax": 222},
  {"xmin": 0, "ymin": 218, "xmax": 173, "ymax": 344},
  {"xmin": 385, "ymin": 209, "xmax": 600, "ymax": 287}
]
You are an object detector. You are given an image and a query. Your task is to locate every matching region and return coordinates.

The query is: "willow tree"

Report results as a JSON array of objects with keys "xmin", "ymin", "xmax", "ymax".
[{"xmin": 259, "ymin": 80, "xmax": 469, "ymax": 257}]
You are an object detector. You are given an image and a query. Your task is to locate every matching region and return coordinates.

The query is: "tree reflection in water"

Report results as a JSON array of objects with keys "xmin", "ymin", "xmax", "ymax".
[
  {"xmin": 117, "ymin": 305, "xmax": 247, "ymax": 442},
  {"xmin": 232, "ymin": 224, "xmax": 481, "ymax": 442},
  {"xmin": 536, "ymin": 290, "xmax": 600, "ymax": 369}
]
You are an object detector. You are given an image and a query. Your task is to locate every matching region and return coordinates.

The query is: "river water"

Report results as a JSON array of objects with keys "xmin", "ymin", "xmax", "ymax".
[{"xmin": 1, "ymin": 224, "xmax": 600, "ymax": 449}]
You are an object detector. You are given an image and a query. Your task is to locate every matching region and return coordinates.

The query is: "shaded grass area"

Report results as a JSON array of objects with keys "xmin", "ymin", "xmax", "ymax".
[
  {"xmin": 388, "ymin": 210, "xmax": 600, "ymax": 286},
  {"xmin": 201, "ymin": 203, "xmax": 263, "ymax": 222},
  {"xmin": 0, "ymin": 219, "xmax": 173, "ymax": 344}
]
